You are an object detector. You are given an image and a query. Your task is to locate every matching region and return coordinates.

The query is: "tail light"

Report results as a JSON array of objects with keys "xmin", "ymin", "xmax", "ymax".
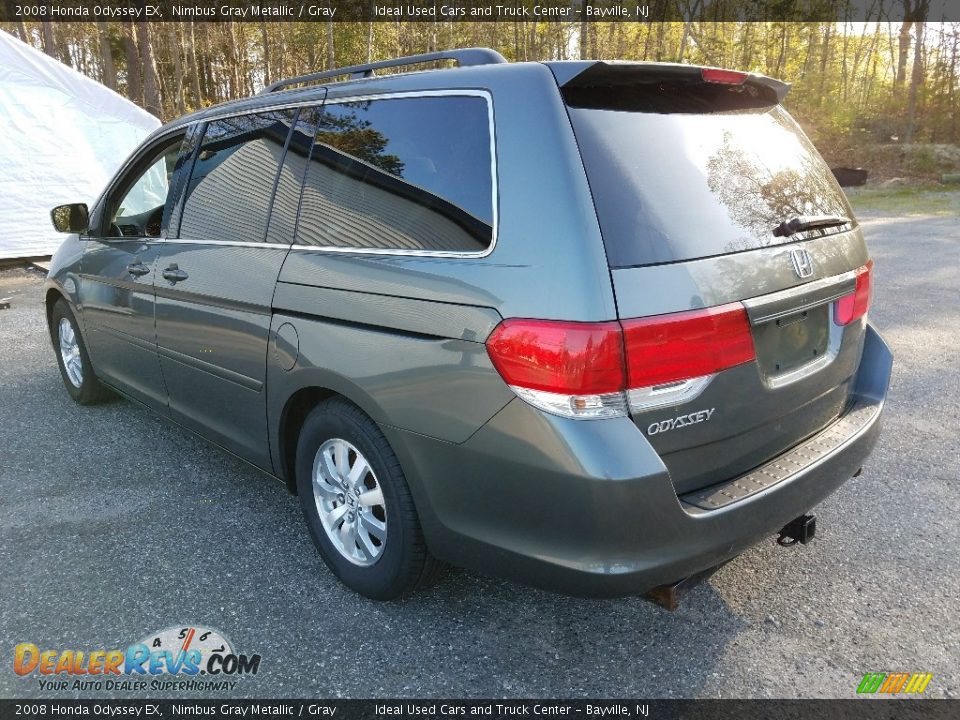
[
  {"xmin": 835, "ymin": 261, "xmax": 873, "ymax": 326},
  {"xmin": 621, "ymin": 304, "xmax": 755, "ymax": 388},
  {"xmin": 486, "ymin": 304, "xmax": 756, "ymax": 419},
  {"xmin": 485, "ymin": 320, "xmax": 627, "ymax": 419}
]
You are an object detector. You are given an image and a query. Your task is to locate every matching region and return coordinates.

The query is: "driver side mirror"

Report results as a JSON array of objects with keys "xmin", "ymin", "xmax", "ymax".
[{"xmin": 51, "ymin": 203, "xmax": 89, "ymax": 234}]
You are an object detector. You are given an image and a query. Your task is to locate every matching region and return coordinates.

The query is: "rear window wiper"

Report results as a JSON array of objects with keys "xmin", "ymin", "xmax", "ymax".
[{"xmin": 773, "ymin": 215, "xmax": 851, "ymax": 237}]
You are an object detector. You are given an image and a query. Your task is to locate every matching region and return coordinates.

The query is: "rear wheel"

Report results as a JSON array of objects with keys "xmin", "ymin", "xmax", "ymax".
[
  {"xmin": 50, "ymin": 299, "xmax": 109, "ymax": 405},
  {"xmin": 295, "ymin": 398, "xmax": 442, "ymax": 599}
]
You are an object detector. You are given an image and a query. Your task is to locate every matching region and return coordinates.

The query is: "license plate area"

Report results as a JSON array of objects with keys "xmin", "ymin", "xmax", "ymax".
[{"xmin": 753, "ymin": 304, "xmax": 831, "ymax": 381}]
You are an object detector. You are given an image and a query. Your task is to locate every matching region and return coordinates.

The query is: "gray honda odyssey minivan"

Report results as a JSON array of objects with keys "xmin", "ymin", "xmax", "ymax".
[{"xmin": 45, "ymin": 49, "xmax": 892, "ymax": 602}]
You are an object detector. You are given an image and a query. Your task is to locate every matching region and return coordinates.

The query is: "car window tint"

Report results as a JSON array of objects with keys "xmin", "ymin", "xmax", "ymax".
[
  {"xmin": 296, "ymin": 95, "xmax": 493, "ymax": 253},
  {"xmin": 179, "ymin": 110, "xmax": 296, "ymax": 243}
]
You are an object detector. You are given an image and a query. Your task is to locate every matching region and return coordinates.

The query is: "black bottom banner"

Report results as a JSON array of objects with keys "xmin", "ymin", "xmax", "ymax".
[{"xmin": 2, "ymin": 700, "xmax": 959, "ymax": 720}]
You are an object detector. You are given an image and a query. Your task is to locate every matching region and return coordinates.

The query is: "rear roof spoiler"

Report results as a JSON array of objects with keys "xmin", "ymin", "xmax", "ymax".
[{"xmin": 546, "ymin": 61, "xmax": 790, "ymax": 105}]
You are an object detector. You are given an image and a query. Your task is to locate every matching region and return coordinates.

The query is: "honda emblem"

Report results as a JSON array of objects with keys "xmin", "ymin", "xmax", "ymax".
[{"xmin": 790, "ymin": 248, "xmax": 814, "ymax": 279}]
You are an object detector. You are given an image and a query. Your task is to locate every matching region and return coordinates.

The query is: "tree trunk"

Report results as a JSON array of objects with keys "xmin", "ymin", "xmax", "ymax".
[
  {"xmin": 41, "ymin": 22, "xmax": 57, "ymax": 59},
  {"xmin": 326, "ymin": 21, "xmax": 335, "ymax": 69},
  {"xmin": 905, "ymin": 13, "xmax": 929, "ymax": 142},
  {"xmin": 678, "ymin": 22, "xmax": 690, "ymax": 63},
  {"xmin": 97, "ymin": 22, "xmax": 117, "ymax": 91},
  {"xmin": 15, "ymin": 20, "xmax": 29, "ymax": 43},
  {"xmin": 896, "ymin": 16, "xmax": 913, "ymax": 90},
  {"xmin": 123, "ymin": 22, "xmax": 142, "ymax": 104},
  {"xmin": 166, "ymin": 24, "xmax": 185, "ymax": 114},
  {"xmin": 136, "ymin": 23, "xmax": 162, "ymax": 118},
  {"xmin": 677, "ymin": 0, "xmax": 702, "ymax": 63},
  {"xmin": 816, "ymin": 23, "xmax": 832, "ymax": 107},
  {"xmin": 260, "ymin": 21, "xmax": 271, "ymax": 87},
  {"xmin": 579, "ymin": 1, "xmax": 590, "ymax": 59},
  {"xmin": 188, "ymin": 22, "xmax": 203, "ymax": 108}
]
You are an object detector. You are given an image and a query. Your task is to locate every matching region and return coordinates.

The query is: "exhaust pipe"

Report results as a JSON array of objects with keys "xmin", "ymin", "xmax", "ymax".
[{"xmin": 644, "ymin": 563, "xmax": 727, "ymax": 611}]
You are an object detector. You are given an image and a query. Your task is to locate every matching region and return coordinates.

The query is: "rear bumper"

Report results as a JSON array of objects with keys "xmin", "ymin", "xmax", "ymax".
[{"xmin": 385, "ymin": 324, "xmax": 892, "ymax": 597}]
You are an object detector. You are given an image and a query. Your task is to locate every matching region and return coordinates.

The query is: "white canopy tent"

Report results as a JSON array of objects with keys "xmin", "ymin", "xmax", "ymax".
[{"xmin": 0, "ymin": 30, "xmax": 160, "ymax": 260}]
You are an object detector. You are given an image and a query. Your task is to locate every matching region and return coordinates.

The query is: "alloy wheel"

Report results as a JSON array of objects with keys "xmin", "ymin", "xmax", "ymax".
[{"xmin": 311, "ymin": 438, "xmax": 387, "ymax": 566}]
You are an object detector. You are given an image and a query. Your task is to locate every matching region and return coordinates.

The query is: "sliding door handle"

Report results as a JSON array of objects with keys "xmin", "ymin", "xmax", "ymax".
[
  {"xmin": 161, "ymin": 264, "xmax": 189, "ymax": 283},
  {"xmin": 125, "ymin": 262, "xmax": 150, "ymax": 277}
]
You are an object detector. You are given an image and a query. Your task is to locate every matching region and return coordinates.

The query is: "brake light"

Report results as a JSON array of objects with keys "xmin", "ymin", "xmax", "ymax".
[
  {"xmin": 485, "ymin": 319, "xmax": 624, "ymax": 395},
  {"xmin": 835, "ymin": 261, "xmax": 873, "ymax": 325},
  {"xmin": 701, "ymin": 68, "xmax": 748, "ymax": 85},
  {"xmin": 621, "ymin": 303, "xmax": 756, "ymax": 389},
  {"xmin": 485, "ymin": 303, "xmax": 756, "ymax": 419}
]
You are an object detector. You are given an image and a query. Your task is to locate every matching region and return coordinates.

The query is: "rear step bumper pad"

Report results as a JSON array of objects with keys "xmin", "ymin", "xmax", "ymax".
[{"xmin": 680, "ymin": 400, "xmax": 879, "ymax": 510}]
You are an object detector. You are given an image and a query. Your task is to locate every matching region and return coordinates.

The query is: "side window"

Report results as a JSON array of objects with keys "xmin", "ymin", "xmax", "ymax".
[
  {"xmin": 296, "ymin": 95, "xmax": 494, "ymax": 253},
  {"xmin": 178, "ymin": 110, "xmax": 297, "ymax": 243},
  {"xmin": 107, "ymin": 136, "xmax": 185, "ymax": 238}
]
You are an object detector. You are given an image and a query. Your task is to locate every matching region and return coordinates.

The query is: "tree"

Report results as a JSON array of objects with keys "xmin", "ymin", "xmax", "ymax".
[
  {"xmin": 122, "ymin": 21, "xmax": 142, "ymax": 104},
  {"xmin": 96, "ymin": 22, "xmax": 116, "ymax": 91},
  {"xmin": 41, "ymin": 21, "xmax": 56, "ymax": 59},
  {"xmin": 904, "ymin": 1, "xmax": 930, "ymax": 142},
  {"xmin": 135, "ymin": 22, "xmax": 161, "ymax": 117}
]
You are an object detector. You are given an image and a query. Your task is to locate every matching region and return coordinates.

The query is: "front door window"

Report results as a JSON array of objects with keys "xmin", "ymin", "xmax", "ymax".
[{"xmin": 106, "ymin": 139, "xmax": 184, "ymax": 238}]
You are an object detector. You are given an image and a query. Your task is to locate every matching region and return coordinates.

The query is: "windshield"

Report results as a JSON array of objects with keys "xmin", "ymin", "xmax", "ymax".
[{"xmin": 568, "ymin": 105, "xmax": 854, "ymax": 268}]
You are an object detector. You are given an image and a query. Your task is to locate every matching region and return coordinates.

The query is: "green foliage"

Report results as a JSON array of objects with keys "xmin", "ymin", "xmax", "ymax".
[
  {"xmin": 3, "ymin": 17, "xmax": 958, "ymax": 166},
  {"xmin": 846, "ymin": 185, "xmax": 960, "ymax": 215}
]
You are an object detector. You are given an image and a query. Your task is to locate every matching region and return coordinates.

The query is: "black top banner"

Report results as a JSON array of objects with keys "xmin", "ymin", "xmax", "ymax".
[{"xmin": 2, "ymin": 0, "xmax": 960, "ymax": 23}]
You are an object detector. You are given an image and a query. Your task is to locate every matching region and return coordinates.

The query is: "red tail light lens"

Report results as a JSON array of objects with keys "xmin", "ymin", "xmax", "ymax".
[
  {"xmin": 701, "ymin": 68, "xmax": 748, "ymax": 85},
  {"xmin": 485, "ymin": 319, "xmax": 624, "ymax": 395},
  {"xmin": 485, "ymin": 304, "xmax": 757, "ymax": 418},
  {"xmin": 621, "ymin": 303, "xmax": 756, "ymax": 388},
  {"xmin": 835, "ymin": 261, "xmax": 873, "ymax": 325}
]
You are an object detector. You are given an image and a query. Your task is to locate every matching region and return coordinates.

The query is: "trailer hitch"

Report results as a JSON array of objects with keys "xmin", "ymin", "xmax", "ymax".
[{"xmin": 777, "ymin": 514, "xmax": 816, "ymax": 546}]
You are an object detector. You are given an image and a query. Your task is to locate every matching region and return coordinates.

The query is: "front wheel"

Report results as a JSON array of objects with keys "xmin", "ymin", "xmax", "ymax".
[
  {"xmin": 295, "ymin": 398, "xmax": 442, "ymax": 599},
  {"xmin": 50, "ymin": 299, "xmax": 109, "ymax": 405}
]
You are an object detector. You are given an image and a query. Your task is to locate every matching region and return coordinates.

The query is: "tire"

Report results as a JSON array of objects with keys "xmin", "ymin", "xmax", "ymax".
[
  {"xmin": 295, "ymin": 398, "xmax": 443, "ymax": 599},
  {"xmin": 50, "ymin": 298, "xmax": 110, "ymax": 405}
]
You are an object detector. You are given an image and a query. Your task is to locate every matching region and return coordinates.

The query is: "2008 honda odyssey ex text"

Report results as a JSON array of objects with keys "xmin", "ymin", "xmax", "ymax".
[{"xmin": 45, "ymin": 49, "xmax": 892, "ymax": 602}]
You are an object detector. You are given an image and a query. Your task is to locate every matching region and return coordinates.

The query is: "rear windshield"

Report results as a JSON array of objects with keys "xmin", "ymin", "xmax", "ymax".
[{"xmin": 568, "ymin": 105, "xmax": 854, "ymax": 268}]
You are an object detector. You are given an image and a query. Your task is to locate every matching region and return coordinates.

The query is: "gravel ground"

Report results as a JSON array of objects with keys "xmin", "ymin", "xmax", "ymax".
[{"xmin": 0, "ymin": 210, "xmax": 958, "ymax": 700}]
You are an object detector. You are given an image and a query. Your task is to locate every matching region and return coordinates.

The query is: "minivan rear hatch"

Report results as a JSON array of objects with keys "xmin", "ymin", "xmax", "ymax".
[{"xmin": 554, "ymin": 61, "xmax": 871, "ymax": 495}]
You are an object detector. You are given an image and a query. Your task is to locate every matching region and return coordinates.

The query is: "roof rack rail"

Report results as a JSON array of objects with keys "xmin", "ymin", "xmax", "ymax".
[{"xmin": 260, "ymin": 47, "xmax": 508, "ymax": 95}]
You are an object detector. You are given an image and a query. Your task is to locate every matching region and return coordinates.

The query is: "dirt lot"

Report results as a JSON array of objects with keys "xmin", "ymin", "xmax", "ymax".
[{"xmin": 0, "ymin": 201, "xmax": 957, "ymax": 699}]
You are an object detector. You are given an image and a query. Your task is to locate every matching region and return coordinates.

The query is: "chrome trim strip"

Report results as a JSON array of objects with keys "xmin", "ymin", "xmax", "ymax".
[
  {"xmin": 161, "ymin": 239, "xmax": 283, "ymax": 249},
  {"xmin": 743, "ymin": 270, "xmax": 857, "ymax": 325}
]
